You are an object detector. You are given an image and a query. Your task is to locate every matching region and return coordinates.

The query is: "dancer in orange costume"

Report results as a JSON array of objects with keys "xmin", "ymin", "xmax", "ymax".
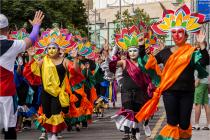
[{"xmin": 135, "ymin": 4, "xmax": 209, "ymax": 140}]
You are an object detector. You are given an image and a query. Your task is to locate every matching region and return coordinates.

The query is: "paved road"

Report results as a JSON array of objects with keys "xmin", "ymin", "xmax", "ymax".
[
  {"xmin": 1, "ymin": 95, "xmax": 209, "ymax": 140},
  {"xmin": 0, "ymin": 106, "xmax": 165, "ymax": 140}
]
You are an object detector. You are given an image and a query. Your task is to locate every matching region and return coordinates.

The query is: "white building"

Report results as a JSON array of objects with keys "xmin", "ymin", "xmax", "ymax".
[{"xmin": 83, "ymin": 0, "xmax": 210, "ymax": 48}]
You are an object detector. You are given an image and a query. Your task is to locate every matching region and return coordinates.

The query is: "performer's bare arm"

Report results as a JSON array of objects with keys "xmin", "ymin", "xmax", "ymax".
[{"xmin": 117, "ymin": 60, "xmax": 126, "ymax": 69}]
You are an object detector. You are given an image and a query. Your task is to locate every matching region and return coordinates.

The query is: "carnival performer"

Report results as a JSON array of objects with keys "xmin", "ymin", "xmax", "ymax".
[
  {"xmin": 64, "ymin": 38, "xmax": 93, "ymax": 132},
  {"xmin": 110, "ymin": 25, "xmax": 155, "ymax": 140},
  {"xmin": 94, "ymin": 55, "xmax": 109, "ymax": 118},
  {"xmin": 24, "ymin": 28, "xmax": 79, "ymax": 140},
  {"xmin": 72, "ymin": 40, "xmax": 97, "ymax": 129},
  {"xmin": 100, "ymin": 43, "xmax": 118, "ymax": 107},
  {"xmin": 0, "ymin": 11, "xmax": 44, "ymax": 139},
  {"xmin": 14, "ymin": 55, "xmax": 30, "ymax": 132},
  {"xmin": 135, "ymin": 4, "xmax": 209, "ymax": 140}
]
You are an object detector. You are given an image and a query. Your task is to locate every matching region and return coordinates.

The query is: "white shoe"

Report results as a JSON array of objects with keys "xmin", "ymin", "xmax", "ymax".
[
  {"xmin": 136, "ymin": 132, "xmax": 141, "ymax": 140},
  {"xmin": 192, "ymin": 124, "xmax": 200, "ymax": 130},
  {"xmin": 51, "ymin": 134, "xmax": 58, "ymax": 140},
  {"xmin": 143, "ymin": 124, "xmax": 151, "ymax": 137},
  {"xmin": 39, "ymin": 133, "xmax": 46, "ymax": 140}
]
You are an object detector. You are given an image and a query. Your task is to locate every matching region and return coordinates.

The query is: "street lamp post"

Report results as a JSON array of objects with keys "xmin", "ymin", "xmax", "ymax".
[
  {"xmin": 119, "ymin": 0, "xmax": 122, "ymax": 30},
  {"xmin": 95, "ymin": 8, "xmax": 97, "ymax": 45},
  {"xmin": 107, "ymin": 0, "xmax": 135, "ymax": 42},
  {"xmin": 87, "ymin": 0, "xmax": 90, "ymax": 38}
]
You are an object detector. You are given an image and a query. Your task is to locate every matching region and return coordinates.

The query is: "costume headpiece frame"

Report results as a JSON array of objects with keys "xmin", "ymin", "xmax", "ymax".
[{"xmin": 151, "ymin": 4, "xmax": 205, "ymax": 35}]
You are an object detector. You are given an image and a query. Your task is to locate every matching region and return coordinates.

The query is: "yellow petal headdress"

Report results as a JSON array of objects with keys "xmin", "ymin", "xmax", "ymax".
[
  {"xmin": 115, "ymin": 25, "xmax": 144, "ymax": 51},
  {"xmin": 151, "ymin": 4, "xmax": 205, "ymax": 35},
  {"xmin": 35, "ymin": 28, "xmax": 76, "ymax": 54}
]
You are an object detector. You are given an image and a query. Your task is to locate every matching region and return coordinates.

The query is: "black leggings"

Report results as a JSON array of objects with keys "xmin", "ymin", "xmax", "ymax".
[
  {"xmin": 16, "ymin": 82, "xmax": 29, "ymax": 106},
  {"xmin": 163, "ymin": 91, "xmax": 194, "ymax": 130},
  {"xmin": 41, "ymin": 91, "xmax": 61, "ymax": 118},
  {"xmin": 124, "ymin": 126, "xmax": 139, "ymax": 136}
]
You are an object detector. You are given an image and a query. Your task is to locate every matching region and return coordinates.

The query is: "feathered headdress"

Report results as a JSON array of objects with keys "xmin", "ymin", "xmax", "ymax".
[
  {"xmin": 144, "ymin": 29, "xmax": 159, "ymax": 53},
  {"xmin": 10, "ymin": 28, "xmax": 29, "ymax": 40},
  {"xmin": 77, "ymin": 41, "xmax": 93, "ymax": 57},
  {"xmin": 35, "ymin": 28, "xmax": 76, "ymax": 55},
  {"xmin": 72, "ymin": 35, "xmax": 99, "ymax": 60},
  {"xmin": 115, "ymin": 25, "xmax": 145, "ymax": 51},
  {"xmin": 151, "ymin": 4, "xmax": 205, "ymax": 35}
]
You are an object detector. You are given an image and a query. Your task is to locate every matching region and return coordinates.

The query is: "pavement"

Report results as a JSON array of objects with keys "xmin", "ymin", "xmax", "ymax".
[
  {"xmin": 0, "ymin": 93, "xmax": 209, "ymax": 140},
  {"xmin": 191, "ymin": 105, "xmax": 210, "ymax": 140}
]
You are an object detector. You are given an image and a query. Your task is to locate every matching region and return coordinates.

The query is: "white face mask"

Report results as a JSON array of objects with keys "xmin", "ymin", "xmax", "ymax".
[{"xmin": 128, "ymin": 47, "xmax": 139, "ymax": 60}]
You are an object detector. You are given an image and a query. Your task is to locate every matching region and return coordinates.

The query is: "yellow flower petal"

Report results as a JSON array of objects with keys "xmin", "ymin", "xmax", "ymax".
[
  {"xmin": 163, "ymin": 17, "xmax": 171, "ymax": 27},
  {"xmin": 118, "ymin": 42, "xmax": 127, "ymax": 51},
  {"xmin": 187, "ymin": 23, "xmax": 201, "ymax": 31},
  {"xmin": 158, "ymin": 24, "xmax": 170, "ymax": 31},
  {"xmin": 183, "ymin": 15, "xmax": 190, "ymax": 21},
  {"xmin": 175, "ymin": 12, "xmax": 183, "ymax": 27},
  {"xmin": 186, "ymin": 17, "xmax": 197, "ymax": 28}
]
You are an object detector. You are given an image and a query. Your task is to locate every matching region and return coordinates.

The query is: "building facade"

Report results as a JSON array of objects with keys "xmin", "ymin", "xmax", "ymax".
[{"xmin": 84, "ymin": 0, "xmax": 210, "ymax": 48}]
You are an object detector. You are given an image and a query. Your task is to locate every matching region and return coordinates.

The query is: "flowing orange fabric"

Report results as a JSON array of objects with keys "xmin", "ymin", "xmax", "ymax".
[
  {"xmin": 65, "ymin": 76, "xmax": 78, "ymax": 103},
  {"xmin": 135, "ymin": 44, "xmax": 196, "ymax": 122},
  {"xmin": 145, "ymin": 55, "xmax": 162, "ymax": 76},
  {"xmin": 68, "ymin": 85, "xmax": 93, "ymax": 117},
  {"xmin": 158, "ymin": 124, "xmax": 180, "ymax": 140},
  {"xmin": 38, "ymin": 106, "xmax": 43, "ymax": 115},
  {"xmin": 179, "ymin": 125, "xmax": 192, "ymax": 139}
]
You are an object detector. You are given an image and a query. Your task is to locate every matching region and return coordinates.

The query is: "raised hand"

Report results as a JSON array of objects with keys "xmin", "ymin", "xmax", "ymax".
[
  {"xmin": 103, "ymin": 39, "xmax": 109, "ymax": 51},
  {"xmin": 196, "ymin": 30, "xmax": 206, "ymax": 43},
  {"xmin": 196, "ymin": 29, "xmax": 207, "ymax": 50},
  {"xmin": 138, "ymin": 34, "xmax": 144, "ymax": 46},
  {"xmin": 29, "ymin": 10, "xmax": 45, "ymax": 26},
  {"xmin": 27, "ymin": 47, "xmax": 35, "ymax": 56},
  {"xmin": 70, "ymin": 47, "xmax": 78, "ymax": 58},
  {"xmin": 157, "ymin": 39, "xmax": 165, "ymax": 50}
]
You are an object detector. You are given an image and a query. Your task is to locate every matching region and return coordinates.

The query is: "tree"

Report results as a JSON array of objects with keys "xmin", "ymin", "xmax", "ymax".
[
  {"xmin": 1, "ymin": 0, "xmax": 88, "ymax": 36},
  {"xmin": 71, "ymin": 0, "xmax": 88, "ymax": 36},
  {"xmin": 113, "ymin": 7, "xmax": 166, "ymax": 42},
  {"xmin": 113, "ymin": 8, "xmax": 150, "ymax": 33}
]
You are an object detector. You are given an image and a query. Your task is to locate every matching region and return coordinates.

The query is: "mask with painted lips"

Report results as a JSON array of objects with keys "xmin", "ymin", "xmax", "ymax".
[
  {"xmin": 171, "ymin": 28, "xmax": 186, "ymax": 46},
  {"xmin": 128, "ymin": 47, "xmax": 139, "ymax": 60},
  {"xmin": 47, "ymin": 46, "xmax": 58, "ymax": 57}
]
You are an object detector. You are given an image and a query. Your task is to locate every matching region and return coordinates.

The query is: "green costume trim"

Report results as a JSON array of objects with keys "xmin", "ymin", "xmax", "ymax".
[
  {"xmin": 94, "ymin": 64, "xmax": 105, "ymax": 84},
  {"xmin": 138, "ymin": 56, "xmax": 161, "ymax": 86},
  {"xmin": 33, "ymin": 120, "xmax": 45, "ymax": 132},
  {"xmin": 65, "ymin": 115, "xmax": 92, "ymax": 125},
  {"xmin": 82, "ymin": 68, "xmax": 96, "ymax": 89},
  {"xmin": 71, "ymin": 82, "xmax": 84, "ymax": 92},
  {"xmin": 138, "ymin": 50, "xmax": 208, "ymax": 87},
  {"xmin": 155, "ymin": 135, "xmax": 191, "ymax": 140},
  {"xmin": 191, "ymin": 50, "xmax": 208, "ymax": 79}
]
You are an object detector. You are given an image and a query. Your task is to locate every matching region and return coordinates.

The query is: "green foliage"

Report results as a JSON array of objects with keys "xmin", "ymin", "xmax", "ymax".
[
  {"xmin": 1, "ymin": 0, "xmax": 88, "ymax": 36},
  {"xmin": 113, "ymin": 8, "xmax": 150, "ymax": 33},
  {"xmin": 113, "ymin": 7, "xmax": 167, "ymax": 42}
]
